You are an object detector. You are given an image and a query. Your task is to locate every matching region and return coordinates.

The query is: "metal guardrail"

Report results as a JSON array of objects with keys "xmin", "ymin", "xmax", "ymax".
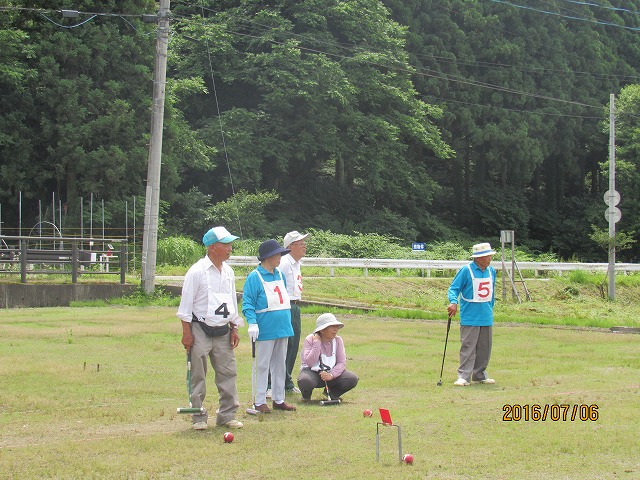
[{"xmin": 227, "ymin": 256, "xmax": 640, "ymax": 276}]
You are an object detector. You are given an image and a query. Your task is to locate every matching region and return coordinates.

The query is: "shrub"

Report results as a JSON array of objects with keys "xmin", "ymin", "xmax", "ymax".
[
  {"xmin": 305, "ymin": 229, "xmax": 405, "ymax": 258},
  {"xmin": 157, "ymin": 236, "xmax": 204, "ymax": 266},
  {"xmin": 425, "ymin": 241, "xmax": 470, "ymax": 260},
  {"xmin": 568, "ymin": 270, "xmax": 589, "ymax": 284},
  {"xmin": 567, "ymin": 270, "xmax": 606, "ymax": 285}
]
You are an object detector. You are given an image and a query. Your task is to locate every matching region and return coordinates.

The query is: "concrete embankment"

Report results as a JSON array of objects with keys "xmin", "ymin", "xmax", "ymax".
[{"xmin": 0, "ymin": 284, "xmax": 138, "ymax": 308}]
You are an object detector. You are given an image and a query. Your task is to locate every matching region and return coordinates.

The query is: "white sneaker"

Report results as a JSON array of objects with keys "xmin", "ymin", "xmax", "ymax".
[
  {"xmin": 288, "ymin": 386, "xmax": 301, "ymax": 394},
  {"xmin": 192, "ymin": 421, "xmax": 208, "ymax": 430},
  {"xmin": 454, "ymin": 378, "xmax": 470, "ymax": 386},
  {"xmin": 265, "ymin": 389, "xmax": 272, "ymax": 398},
  {"xmin": 479, "ymin": 378, "xmax": 495, "ymax": 384},
  {"xmin": 221, "ymin": 419, "xmax": 243, "ymax": 429}
]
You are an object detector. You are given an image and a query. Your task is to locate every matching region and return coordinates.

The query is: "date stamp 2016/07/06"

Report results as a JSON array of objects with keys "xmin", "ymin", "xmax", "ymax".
[{"xmin": 502, "ymin": 404, "xmax": 599, "ymax": 422}]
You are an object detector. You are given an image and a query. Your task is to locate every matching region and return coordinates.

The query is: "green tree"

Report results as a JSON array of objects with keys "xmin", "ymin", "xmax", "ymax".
[
  {"xmin": 382, "ymin": 0, "xmax": 640, "ymax": 258},
  {"xmin": 208, "ymin": 189, "xmax": 280, "ymax": 239},
  {"xmin": 0, "ymin": 20, "xmax": 37, "ymax": 220},
  {"xmin": 169, "ymin": 0, "xmax": 452, "ymax": 241},
  {"xmin": 0, "ymin": 1, "xmax": 158, "ymax": 229}
]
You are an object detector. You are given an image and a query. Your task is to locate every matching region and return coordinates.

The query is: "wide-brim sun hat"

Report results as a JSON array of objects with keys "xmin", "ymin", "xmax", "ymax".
[
  {"xmin": 283, "ymin": 230, "xmax": 310, "ymax": 248},
  {"xmin": 258, "ymin": 239, "xmax": 290, "ymax": 261},
  {"xmin": 470, "ymin": 242, "xmax": 496, "ymax": 258},
  {"xmin": 203, "ymin": 226, "xmax": 239, "ymax": 246},
  {"xmin": 313, "ymin": 313, "xmax": 344, "ymax": 333}
]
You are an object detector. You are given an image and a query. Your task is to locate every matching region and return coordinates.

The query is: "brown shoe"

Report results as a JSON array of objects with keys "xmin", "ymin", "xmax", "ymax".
[
  {"xmin": 254, "ymin": 403, "xmax": 271, "ymax": 414},
  {"xmin": 273, "ymin": 401, "xmax": 296, "ymax": 411}
]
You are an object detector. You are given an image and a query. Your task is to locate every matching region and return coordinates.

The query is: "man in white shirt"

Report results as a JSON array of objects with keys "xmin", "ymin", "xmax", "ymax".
[
  {"xmin": 177, "ymin": 226, "xmax": 244, "ymax": 430},
  {"xmin": 279, "ymin": 230, "xmax": 310, "ymax": 394}
]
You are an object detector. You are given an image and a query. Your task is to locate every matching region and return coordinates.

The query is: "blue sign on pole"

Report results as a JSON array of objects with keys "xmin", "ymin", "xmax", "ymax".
[{"xmin": 412, "ymin": 242, "xmax": 425, "ymax": 251}]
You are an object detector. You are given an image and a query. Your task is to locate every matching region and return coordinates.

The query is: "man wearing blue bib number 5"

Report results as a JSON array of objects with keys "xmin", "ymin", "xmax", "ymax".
[
  {"xmin": 243, "ymin": 239, "xmax": 297, "ymax": 413},
  {"xmin": 177, "ymin": 226, "xmax": 244, "ymax": 430},
  {"xmin": 447, "ymin": 243, "xmax": 497, "ymax": 387}
]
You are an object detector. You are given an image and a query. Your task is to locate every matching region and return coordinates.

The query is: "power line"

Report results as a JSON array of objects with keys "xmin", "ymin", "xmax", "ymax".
[
  {"xmin": 169, "ymin": 14, "xmax": 608, "ymax": 119},
  {"xmin": 487, "ymin": 0, "xmax": 640, "ymax": 31},
  {"xmin": 38, "ymin": 13, "xmax": 97, "ymax": 29},
  {"xmin": 0, "ymin": 6, "xmax": 151, "ymax": 18},
  {"xmin": 408, "ymin": 51, "xmax": 640, "ymax": 82},
  {"xmin": 0, "ymin": 6, "xmax": 160, "ymax": 38},
  {"xmin": 172, "ymin": 6, "xmax": 635, "ymax": 110},
  {"xmin": 555, "ymin": 0, "xmax": 640, "ymax": 16},
  {"xmin": 195, "ymin": 1, "xmax": 245, "ymax": 242},
  {"xmin": 171, "ymin": 12, "xmax": 605, "ymax": 111},
  {"xmin": 425, "ymin": 94, "xmax": 604, "ymax": 119},
  {"xmin": 2, "ymin": 4, "xmax": 621, "ymax": 116},
  {"xmin": 224, "ymin": 9, "xmax": 629, "ymax": 82}
]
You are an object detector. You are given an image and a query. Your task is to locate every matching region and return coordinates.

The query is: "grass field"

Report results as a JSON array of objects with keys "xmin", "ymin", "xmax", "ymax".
[
  {"xmin": 299, "ymin": 275, "xmax": 640, "ymax": 328},
  {"xmin": 1, "ymin": 303, "xmax": 639, "ymax": 479}
]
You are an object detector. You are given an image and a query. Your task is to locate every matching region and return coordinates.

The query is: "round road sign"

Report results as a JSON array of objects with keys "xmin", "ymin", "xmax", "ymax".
[
  {"xmin": 603, "ymin": 189, "xmax": 620, "ymax": 206},
  {"xmin": 604, "ymin": 206, "xmax": 621, "ymax": 223}
]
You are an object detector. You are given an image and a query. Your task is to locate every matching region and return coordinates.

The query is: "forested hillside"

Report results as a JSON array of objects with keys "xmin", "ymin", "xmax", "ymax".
[{"xmin": 1, "ymin": 1, "xmax": 639, "ymax": 261}]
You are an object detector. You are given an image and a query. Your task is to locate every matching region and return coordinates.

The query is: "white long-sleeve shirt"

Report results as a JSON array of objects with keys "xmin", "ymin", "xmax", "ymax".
[
  {"xmin": 176, "ymin": 255, "xmax": 243, "ymax": 328},
  {"xmin": 279, "ymin": 254, "xmax": 303, "ymax": 300}
]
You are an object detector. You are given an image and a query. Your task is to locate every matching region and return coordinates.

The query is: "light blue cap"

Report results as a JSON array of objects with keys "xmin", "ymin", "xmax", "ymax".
[{"xmin": 203, "ymin": 226, "xmax": 239, "ymax": 246}]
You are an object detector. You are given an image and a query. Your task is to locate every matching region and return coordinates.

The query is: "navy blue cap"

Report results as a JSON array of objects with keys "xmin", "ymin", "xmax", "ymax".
[{"xmin": 258, "ymin": 239, "xmax": 290, "ymax": 261}]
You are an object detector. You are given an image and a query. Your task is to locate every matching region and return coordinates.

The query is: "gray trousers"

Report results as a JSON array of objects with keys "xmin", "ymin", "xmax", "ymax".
[
  {"xmin": 267, "ymin": 303, "xmax": 301, "ymax": 391},
  {"xmin": 297, "ymin": 369, "xmax": 359, "ymax": 400},
  {"xmin": 190, "ymin": 323, "xmax": 239, "ymax": 425},
  {"xmin": 256, "ymin": 338, "xmax": 288, "ymax": 405},
  {"xmin": 458, "ymin": 325, "xmax": 493, "ymax": 382}
]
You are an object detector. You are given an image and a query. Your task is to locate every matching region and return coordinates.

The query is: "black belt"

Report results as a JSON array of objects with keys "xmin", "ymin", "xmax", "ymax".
[
  {"xmin": 290, "ymin": 299, "xmax": 301, "ymax": 305},
  {"xmin": 192, "ymin": 314, "xmax": 230, "ymax": 337}
]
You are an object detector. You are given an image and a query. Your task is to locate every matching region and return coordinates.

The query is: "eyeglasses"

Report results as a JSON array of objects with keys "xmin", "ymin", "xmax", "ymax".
[{"xmin": 290, "ymin": 241, "xmax": 306, "ymax": 247}]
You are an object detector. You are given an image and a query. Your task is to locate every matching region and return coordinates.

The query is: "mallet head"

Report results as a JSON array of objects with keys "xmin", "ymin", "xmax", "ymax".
[{"xmin": 177, "ymin": 406, "xmax": 205, "ymax": 414}]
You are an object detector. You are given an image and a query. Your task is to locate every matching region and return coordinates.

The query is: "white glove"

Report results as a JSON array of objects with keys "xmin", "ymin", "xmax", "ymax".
[{"xmin": 248, "ymin": 324, "xmax": 259, "ymax": 342}]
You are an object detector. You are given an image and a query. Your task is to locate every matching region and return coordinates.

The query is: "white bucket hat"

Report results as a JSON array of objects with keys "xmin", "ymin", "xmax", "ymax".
[
  {"xmin": 313, "ymin": 313, "xmax": 344, "ymax": 333},
  {"xmin": 283, "ymin": 230, "xmax": 310, "ymax": 248},
  {"xmin": 470, "ymin": 242, "xmax": 496, "ymax": 258}
]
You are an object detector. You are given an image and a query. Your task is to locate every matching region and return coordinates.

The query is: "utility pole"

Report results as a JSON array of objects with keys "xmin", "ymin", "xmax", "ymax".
[
  {"xmin": 141, "ymin": 0, "xmax": 170, "ymax": 294},
  {"xmin": 606, "ymin": 94, "xmax": 619, "ymax": 301}
]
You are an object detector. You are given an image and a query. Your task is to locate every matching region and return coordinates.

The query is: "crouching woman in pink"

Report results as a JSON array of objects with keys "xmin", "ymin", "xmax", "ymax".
[{"xmin": 297, "ymin": 313, "xmax": 358, "ymax": 402}]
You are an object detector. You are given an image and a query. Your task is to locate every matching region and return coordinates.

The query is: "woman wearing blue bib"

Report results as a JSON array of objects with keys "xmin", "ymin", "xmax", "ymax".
[{"xmin": 243, "ymin": 240, "xmax": 297, "ymax": 413}]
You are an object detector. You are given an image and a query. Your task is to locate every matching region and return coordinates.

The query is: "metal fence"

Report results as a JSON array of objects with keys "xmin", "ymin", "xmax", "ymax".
[
  {"xmin": 0, "ymin": 235, "xmax": 127, "ymax": 284},
  {"xmin": 226, "ymin": 256, "xmax": 640, "ymax": 277}
]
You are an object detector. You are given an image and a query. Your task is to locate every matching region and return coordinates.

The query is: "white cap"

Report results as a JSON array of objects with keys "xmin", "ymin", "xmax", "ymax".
[{"xmin": 283, "ymin": 231, "xmax": 310, "ymax": 248}]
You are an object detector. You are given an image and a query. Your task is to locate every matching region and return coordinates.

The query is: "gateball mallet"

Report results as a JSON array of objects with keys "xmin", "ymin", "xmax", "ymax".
[
  {"xmin": 177, "ymin": 351, "xmax": 205, "ymax": 414},
  {"xmin": 319, "ymin": 361, "xmax": 340, "ymax": 406},
  {"xmin": 437, "ymin": 314, "xmax": 453, "ymax": 387},
  {"xmin": 246, "ymin": 341, "xmax": 260, "ymax": 415}
]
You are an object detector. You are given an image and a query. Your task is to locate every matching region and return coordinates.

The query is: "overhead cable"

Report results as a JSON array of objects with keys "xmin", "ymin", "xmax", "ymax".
[{"xmin": 488, "ymin": 0, "xmax": 640, "ymax": 31}]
